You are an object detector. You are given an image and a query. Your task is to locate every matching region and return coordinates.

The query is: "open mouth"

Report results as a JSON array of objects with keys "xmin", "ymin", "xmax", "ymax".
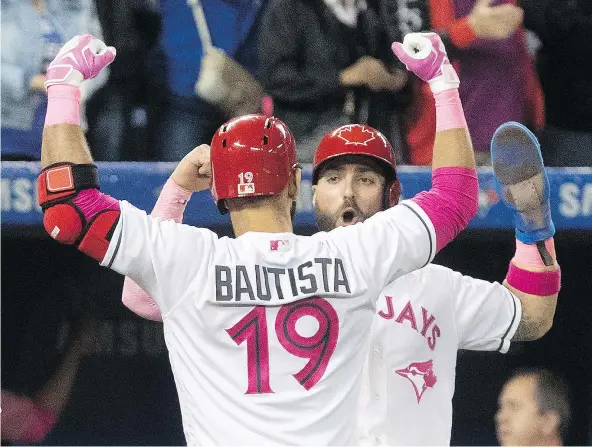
[{"xmin": 341, "ymin": 208, "xmax": 359, "ymax": 225}]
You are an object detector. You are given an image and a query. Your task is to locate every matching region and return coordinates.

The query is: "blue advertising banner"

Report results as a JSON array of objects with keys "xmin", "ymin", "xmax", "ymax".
[{"xmin": 2, "ymin": 162, "xmax": 591, "ymax": 229}]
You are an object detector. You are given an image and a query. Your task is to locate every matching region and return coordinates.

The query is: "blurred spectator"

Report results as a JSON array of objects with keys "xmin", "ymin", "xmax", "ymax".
[
  {"xmin": 154, "ymin": 0, "xmax": 267, "ymax": 161},
  {"xmin": 496, "ymin": 368, "xmax": 570, "ymax": 446},
  {"xmin": 1, "ymin": 0, "xmax": 108, "ymax": 161},
  {"xmin": 1, "ymin": 318, "xmax": 97, "ymax": 444},
  {"xmin": 88, "ymin": 0, "xmax": 162, "ymax": 161},
  {"xmin": 258, "ymin": 0, "xmax": 408, "ymax": 163},
  {"xmin": 382, "ymin": 0, "xmax": 542, "ymax": 166},
  {"xmin": 519, "ymin": 0, "xmax": 592, "ymax": 167}
]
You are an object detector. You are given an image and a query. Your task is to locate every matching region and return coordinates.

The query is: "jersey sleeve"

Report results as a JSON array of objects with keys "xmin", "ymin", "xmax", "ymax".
[
  {"xmin": 448, "ymin": 269, "xmax": 523, "ymax": 353},
  {"xmin": 101, "ymin": 201, "xmax": 218, "ymax": 316},
  {"xmin": 327, "ymin": 199, "xmax": 437, "ymax": 290}
]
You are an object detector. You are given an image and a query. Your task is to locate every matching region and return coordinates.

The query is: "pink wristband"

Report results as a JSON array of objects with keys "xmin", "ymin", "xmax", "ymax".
[
  {"xmin": 434, "ymin": 89, "xmax": 467, "ymax": 132},
  {"xmin": 45, "ymin": 85, "xmax": 81, "ymax": 126},
  {"xmin": 512, "ymin": 238, "xmax": 557, "ymax": 269},
  {"xmin": 153, "ymin": 179, "xmax": 192, "ymax": 223},
  {"xmin": 506, "ymin": 263, "xmax": 561, "ymax": 296}
]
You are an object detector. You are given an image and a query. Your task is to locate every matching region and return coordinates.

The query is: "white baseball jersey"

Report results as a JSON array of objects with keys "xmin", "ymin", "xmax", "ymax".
[
  {"xmin": 357, "ymin": 264, "xmax": 522, "ymax": 446},
  {"xmin": 101, "ymin": 199, "xmax": 437, "ymax": 445}
]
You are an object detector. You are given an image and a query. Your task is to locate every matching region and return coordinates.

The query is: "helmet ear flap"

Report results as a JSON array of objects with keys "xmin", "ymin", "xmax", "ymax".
[{"xmin": 384, "ymin": 180, "xmax": 402, "ymax": 208}]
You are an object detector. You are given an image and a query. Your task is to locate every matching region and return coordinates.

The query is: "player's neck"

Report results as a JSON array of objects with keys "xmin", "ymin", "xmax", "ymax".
[{"xmin": 230, "ymin": 208, "xmax": 293, "ymax": 236}]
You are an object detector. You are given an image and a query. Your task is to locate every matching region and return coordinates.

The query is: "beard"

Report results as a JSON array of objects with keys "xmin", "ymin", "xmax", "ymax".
[{"xmin": 314, "ymin": 200, "xmax": 373, "ymax": 232}]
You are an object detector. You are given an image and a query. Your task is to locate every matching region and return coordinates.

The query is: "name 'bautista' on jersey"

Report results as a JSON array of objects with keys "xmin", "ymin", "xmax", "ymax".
[{"xmin": 215, "ymin": 258, "xmax": 352, "ymax": 301}]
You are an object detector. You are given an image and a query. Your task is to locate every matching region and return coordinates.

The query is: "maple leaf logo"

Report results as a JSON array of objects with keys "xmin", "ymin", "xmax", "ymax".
[{"xmin": 336, "ymin": 125, "xmax": 376, "ymax": 146}]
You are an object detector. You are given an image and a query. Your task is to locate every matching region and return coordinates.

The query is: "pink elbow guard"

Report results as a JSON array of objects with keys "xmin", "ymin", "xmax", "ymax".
[{"xmin": 38, "ymin": 163, "xmax": 120, "ymax": 261}]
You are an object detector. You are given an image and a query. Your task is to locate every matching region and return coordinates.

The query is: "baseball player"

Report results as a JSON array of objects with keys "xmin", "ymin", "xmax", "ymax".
[
  {"xmin": 38, "ymin": 32, "xmax": 478, "ymax": 444},
  {"xmin": 125, "ymin": 121, "xmax": 560, "ymax": 445},
  {"xmin": 353, "ymin": 121, "xmax": 561, "ymax": 445}
]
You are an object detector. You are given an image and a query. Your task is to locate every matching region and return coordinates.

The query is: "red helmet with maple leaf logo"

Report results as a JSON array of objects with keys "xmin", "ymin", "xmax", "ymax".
[{"xmin": 313, "ymin": 124, "xmax": 401, "ymax": 207}]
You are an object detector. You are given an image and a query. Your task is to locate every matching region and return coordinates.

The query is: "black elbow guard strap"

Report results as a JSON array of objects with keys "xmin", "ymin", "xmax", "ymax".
[{"xmin": 37, "ymin": 163, "xmax": 99, "ymax": 209}]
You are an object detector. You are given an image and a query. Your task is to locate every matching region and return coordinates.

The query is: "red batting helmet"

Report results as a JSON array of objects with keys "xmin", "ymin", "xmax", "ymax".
[
  {"xmin": 313, "ymin": 124, "xmax": 401, "ymax": 207},
  {"xmin": 210, "ymin": 114, "xmax": 299, "ymax": 213}
]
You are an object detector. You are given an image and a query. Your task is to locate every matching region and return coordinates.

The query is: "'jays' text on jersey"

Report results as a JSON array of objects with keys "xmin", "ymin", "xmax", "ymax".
[
  {"xmin": 101, "ymin": 199, "xmax": 437, "ymax": 445},
  {"xmin": 357, "ymin": 264, "xmax": 522, "ymax": 446}
]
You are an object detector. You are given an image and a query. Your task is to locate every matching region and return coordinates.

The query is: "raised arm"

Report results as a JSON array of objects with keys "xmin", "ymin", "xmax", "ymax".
[
  {"xmin": 327, "ymin": 33, "xmax": 478, "ymax": 288},
  {"xmin": 392, "ymin": 33, "xmax": 478, "ymax": 253},
  {"xmin": 38, "ymin": 35, "xmax": 216, "ymax": 315},
  {"xmin": 122, "ymin": 146, "xmax": 211, "ymax": 321},
  {"xmin": 120, "ymin": 178, "xmax": 188, "ymax": 321},
  {"xmin": 490, "ymin": 122, "xmax": 560, "ymax": 341},
  {"xmin": 38, "ymin": 35, "xmax": 119, "ymax": 266}
]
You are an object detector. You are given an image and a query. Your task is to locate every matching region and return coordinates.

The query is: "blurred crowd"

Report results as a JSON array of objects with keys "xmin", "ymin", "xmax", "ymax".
[{"xmin": 1, "ymin": 0, "xmax": 591, "ymax": 166}]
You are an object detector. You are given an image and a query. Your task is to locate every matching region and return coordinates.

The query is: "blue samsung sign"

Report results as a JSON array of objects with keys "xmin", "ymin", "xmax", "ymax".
[{"xmin": 2, "ymin": 162, "xmax": 591, "ymax": 230}]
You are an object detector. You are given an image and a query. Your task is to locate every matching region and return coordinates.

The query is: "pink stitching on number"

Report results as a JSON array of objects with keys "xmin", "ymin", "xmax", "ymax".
[
  {"xmin": 226, "ymin": 306, "xmax": 272, "ymax": 394},
  {"xmin": 226, "ymin": 298, "xmax": 340, "ymax": 394},
  {"xmin": 276, "ymin": 298, "xmax": 339, "ymax": 391}
]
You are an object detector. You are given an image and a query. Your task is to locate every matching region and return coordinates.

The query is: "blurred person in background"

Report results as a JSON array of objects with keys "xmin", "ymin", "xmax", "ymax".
[
  {"xmin": 154, "ymin": 0, "xmax": 267, "ymax": 161},
  {"xmin": 496, "ymin": 368, "xmax": 570, "ymax": 446},
  {"xmin": 381, "ymin": 0, "xmax": 543, "ymax": 165},
  {"xmin": 519, "ymin": 0, "xmax": 592, "ymax": 167},
  {"xmin": 87, "ymin": 0, "xmax": 162, "ymax": 161},
  {"xmin": 1, "ymin": 318, "xmax": 97, "ymax": 445},
  {"xmin": 1, "ymin": 0, "xmax": 107, "ymax": 161},
  {"xmin": 257, "ymin": 0, "xmax": 408, "ymax": 163}
]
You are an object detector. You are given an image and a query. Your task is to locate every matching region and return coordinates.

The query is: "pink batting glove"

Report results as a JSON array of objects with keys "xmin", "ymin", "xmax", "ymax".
[
  {"xmin": 45, "ymin": 34, "xmax": 116, "ymax": 89},
  {"xmin": 391, "ymin": 32, "xmax": 459, "ymax": 93}
]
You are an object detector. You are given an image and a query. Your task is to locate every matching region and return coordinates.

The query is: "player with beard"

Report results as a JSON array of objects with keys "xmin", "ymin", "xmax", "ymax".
[
  {"xmin": 38, "ymin": 31, "xmax": 483, "ymax": 445},
  {"xmin": 312, "ymin": 120, "xmax": 560, "ymax": 445},
  {"xmin": 122, "ymin": 120, "xmax": 560, "ymax": 445}
]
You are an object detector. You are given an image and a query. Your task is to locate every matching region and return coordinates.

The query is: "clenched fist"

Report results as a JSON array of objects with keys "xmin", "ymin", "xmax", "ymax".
[
  {"xmin": 171, "ymin": 145, "xmax": 212, "ymax": 193},
  {"xmin": 391, "ymin": 32, "xmax": 459, "ymax": 93},
  {"xmin": 45, "ymin": 34, "xmax": 116, "ymax": 89}
]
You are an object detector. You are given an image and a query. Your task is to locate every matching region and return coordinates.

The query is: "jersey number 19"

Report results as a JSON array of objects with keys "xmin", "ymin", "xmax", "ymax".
[{"xmin": 226, "ymin": 298, "xmax": 339, "ymax": 394}]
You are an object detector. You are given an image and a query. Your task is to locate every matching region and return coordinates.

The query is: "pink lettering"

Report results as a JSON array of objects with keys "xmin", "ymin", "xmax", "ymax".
[
  {"xmin": 427, "ymin": 325, "xmax": 441, "ymax": 351},
  {"xmin": 395, "ymin": 300, "xmax": 417, "ymax": 331},
  {"xmin": 378, "ymin": 296, "xmax": 395, "ymax": 320},
  {"xmin": 420, "ymin": 307, "xmax": 436, "ymax": 336}
]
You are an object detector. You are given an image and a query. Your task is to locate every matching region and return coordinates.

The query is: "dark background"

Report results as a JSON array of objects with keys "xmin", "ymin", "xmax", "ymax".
[{"xmin": 2, "ymin": 228, "xmax": 591, "ymax": 446}]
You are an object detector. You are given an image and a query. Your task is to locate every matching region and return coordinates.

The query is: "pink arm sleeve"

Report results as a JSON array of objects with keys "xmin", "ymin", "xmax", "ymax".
[
  {"xmin": 1, "ymin": 391, "xmax": 57, "ymax": 443},
  {"xmin": 121, "ymin": 179, "xmax": 192, "ymax": 321},
  {"xmin": 411, "ymin": 167, "xmax": 478, "ymax": 253}
]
